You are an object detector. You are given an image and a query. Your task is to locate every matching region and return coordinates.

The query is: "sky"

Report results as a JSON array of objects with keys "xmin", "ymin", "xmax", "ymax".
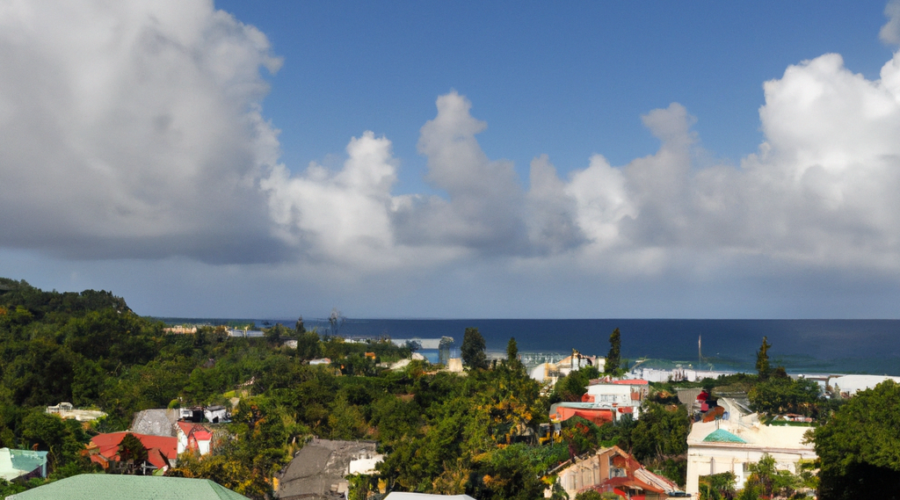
[{"xmin": 2, "ymin": 0, "xmax": 900, "ymax": 319}]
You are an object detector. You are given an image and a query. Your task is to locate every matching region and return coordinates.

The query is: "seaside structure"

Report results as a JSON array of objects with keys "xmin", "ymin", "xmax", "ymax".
[
  {"xmin": 626, "ymin": 366, "xmax": 734, "ymax": 383},
  {"xmin": 684, "ymin": 406, "xmax": 815, "ymax": 496},
  {"xmin": 826, "ymin": 374, "xmax": 900, "ymax": 397},
  {"xmin": 530, "ymin": 350, "xmax": 603, "ymax": 387},
  {"xmin": 162, "ymin": 325, "xmax": 197, "ymax": 334}
]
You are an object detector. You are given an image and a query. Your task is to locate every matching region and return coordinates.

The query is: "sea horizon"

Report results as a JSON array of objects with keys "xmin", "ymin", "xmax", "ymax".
[{"xmin": 155, "ymin": 317, "xmax": 900, "ymax": 377}]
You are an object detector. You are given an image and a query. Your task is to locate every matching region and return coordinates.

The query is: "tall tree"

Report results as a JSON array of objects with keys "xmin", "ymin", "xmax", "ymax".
[
  {"xmin": 295, "ymin": 316, "xmax": 305, "ymax": 334},
  {"xmin": 461, "ymin": 327, "xmax": 488, "ymax": 370},
  {"xmin": 756, "ymin": 336, "xmax": 772, "ymax": 381},
  {"xmin": 505, "ymin": 337, "xmax": 523, "ymax": 372},
  {"xmin": 605, "ymin": 328, "xmax": 621, "ymax": 375}
]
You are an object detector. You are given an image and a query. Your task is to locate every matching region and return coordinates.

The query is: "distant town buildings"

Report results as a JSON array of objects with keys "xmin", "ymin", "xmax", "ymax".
[
  {"xmin": 530, "ymin": 351, "xmax": 604, "ymax": 387},
  {"xmin": 45, "ymin": 402, "xmax": 106, "ymax": 422}
]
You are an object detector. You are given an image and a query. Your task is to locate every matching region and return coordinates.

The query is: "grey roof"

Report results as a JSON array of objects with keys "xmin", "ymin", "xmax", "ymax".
[
  {"xmin": 277, "ymin": 439, "xmax": 378, "ymax": 500},
  {"xmin": 8, "ymin": 474, "xmax": 249, "ymax": 500},
  {"xmin": 131, "ymin": 409, "xmax": 178, "ymax": 437},
  {"xmin": 676, "ymin": 389, "xmax": 703, "ymax": 407}
]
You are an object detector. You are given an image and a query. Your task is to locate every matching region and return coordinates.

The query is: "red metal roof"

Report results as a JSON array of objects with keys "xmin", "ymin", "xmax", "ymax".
[
  {"xmin": 603, "ymin": 476, "xmax": 666, "ymax": 495},
  {"xmin": 89, "ymin": 432, "xmax": 176, "ymax": 467},
  {"xmin": 611, "ymin": 379, "xmax": 649, "ymax": 385}
]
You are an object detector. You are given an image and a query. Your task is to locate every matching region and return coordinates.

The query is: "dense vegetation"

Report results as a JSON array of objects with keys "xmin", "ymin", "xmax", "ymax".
[{"xmin": 2, "ymin": 278, "xmax": 898, "ymax": 499}]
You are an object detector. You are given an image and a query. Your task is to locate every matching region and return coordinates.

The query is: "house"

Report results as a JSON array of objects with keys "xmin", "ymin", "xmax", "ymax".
[
  {"xmin": 176, "ymin": 422, "xmax": 214, "ymax": 456},
  {"xmin": 85, "ymin": 432, "xmax": 177, "ymax": 473},
  {"xmin": 582, "ymin": 379, "xmax": 648, "ymax": 420},
  {"xmin": 203, "ymin": 405, "xmax": 229, "ymax": 423},
  {"xmin": 45, "ymin": 402, "xmax": 106, "ymax": 422},
  {"xmin": 7, "ymin": 474, "xmax": 250, "ymax": 499},
  {"xmin": 550, "ymin": 402, "xmax": 614, "ymax": 426},
  {"xmin": 553, "ymin": 445, "xmax": 680, "ymax": 500},
  {"xmin": 276, "ymin": 439, "xmax": 381, "ymax": 500},
  {"xmin": 309, "ymin": 358, "xmax": 332, "ymax": 366},
  {"xmin": 0, "ymin": 448, "xmax": 47, "ymax": 482},
  {"xmin": 684, "ymin": 410, "xmax": 816, "ymax": 496}
]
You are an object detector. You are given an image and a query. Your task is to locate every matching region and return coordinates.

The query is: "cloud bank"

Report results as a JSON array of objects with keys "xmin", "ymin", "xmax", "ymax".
[{"xmin": 3, "ymin": 0, "xmax": 900, "ymax": 291}]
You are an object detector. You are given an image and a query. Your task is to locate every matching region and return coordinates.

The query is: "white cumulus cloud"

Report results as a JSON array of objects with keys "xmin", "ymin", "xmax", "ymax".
[
  {"xmin": 0, "ymin": 0, "xmax": 284, "ymax": 262},
  {"xmin": 6, "ymin": 0, "xmax": 900, "ymax": 300}
]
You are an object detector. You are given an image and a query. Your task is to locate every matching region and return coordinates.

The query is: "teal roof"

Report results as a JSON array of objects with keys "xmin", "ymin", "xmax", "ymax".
[
  {"xmin": 8, "ymin": 474, "xmax": 249, "ymax": 500},
  {"xmin": 0, "ymin": 448, "xmax": 47, "ymax": 481},
  {"xmin": 703, "ymin": 429, "xmax": 747, "ymax": 444}
]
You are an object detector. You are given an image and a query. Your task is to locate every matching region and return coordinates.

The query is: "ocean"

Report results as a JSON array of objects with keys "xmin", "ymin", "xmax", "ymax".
[{"xmin": 158, "ymin": 318, "xmax": 900, "ymax": 376}]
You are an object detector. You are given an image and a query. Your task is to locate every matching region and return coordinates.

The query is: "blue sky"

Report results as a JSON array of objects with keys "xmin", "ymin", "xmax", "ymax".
[
  {"xmin": 217, "ymin": 1, "xmax": 894, "ymax": 190},
  {"xmin": 2, "ymin": 1, "xmax": 900, "ymax": 319}
]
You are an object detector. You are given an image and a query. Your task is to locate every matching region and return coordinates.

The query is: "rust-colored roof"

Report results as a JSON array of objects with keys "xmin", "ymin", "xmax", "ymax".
[
  {"xmin": 88, "ymin": 432, "xmax": 176, "ymax": 466},
  {"xmin": 603, "ymin": 476, "xmax": 666, "ymax": 494},
  {"xmin": 192, "ymin": 430, "xmax": 212, "ymax": 441},
  {"xmin": 612, "ymin": 379, "xmax": 649, "ymax": 385},
  {"xmin": 146, "ymin": 448, "xmax": 168, "ymax": 470}
]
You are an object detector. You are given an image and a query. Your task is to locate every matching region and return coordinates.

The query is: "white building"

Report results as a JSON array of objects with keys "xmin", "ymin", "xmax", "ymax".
[
  {"xmin": 827, "ymin": 374, "xmax": 900, "ymax": 397},
  {"xmin": 529, "ymin": 352, "xmax": 604, "ymax": 386},
  {"xmin": 176, "ymin": 422, "xmax": 213, "ymax": 456},
  {"xmin": 46, "ymin": 402, "xmax": 106, "ymax": 422},
  {"xmin": 685, "ymin": 409, "xmax": 815, "ymax": 497},
  {"xmin": 582, "ymin": 380, "xmax": 648, "ymax": 420}
]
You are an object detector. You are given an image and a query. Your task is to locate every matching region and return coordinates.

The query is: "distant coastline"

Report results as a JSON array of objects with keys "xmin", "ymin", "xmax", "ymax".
[{"xmin": 155, "ymin": 317, "xmax": 900, "ymax": 376}]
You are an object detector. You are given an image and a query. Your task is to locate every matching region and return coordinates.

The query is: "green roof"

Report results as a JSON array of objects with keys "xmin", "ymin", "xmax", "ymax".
[
  {"xmin": 703, "ymin": 429, "xmax": 747, "ymax": 444},
  {"xmin": 8, "ymin": 474, "xmax": 250, "ymax": 500}
]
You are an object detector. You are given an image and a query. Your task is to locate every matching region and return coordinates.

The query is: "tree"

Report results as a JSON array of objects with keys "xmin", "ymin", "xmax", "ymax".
[
  {"xmin": 605, "ymin": 328, "xmax": 621, "ymax": 375},
  {"xmin": 574, "ymin": 490, "xmax": 604, "ymax": 500},
  {"xmin": 755, "ymin": 336, "xmax": 772, "ymax": 381},
  {"xmin": 631, "ymin": 402, "xmax": 690, "ymax": 464},
  {"xmin": 505, "ymin": 337, "xmax": 523, "ymax": 372},
  {"xmin": 748, "ymin": 377, "xmax": 820, "ymax": 416},
  {"xmin": 405, "ymin": 340, "xmax": 422, "ymax": 353},
  {"xmin": 295, "ymin": 316, "xmax": 305, "ymax": 334},
  {"xmin": 813, "ymin": 380, "xmax": 900, "ymax": 499},
  {"xmin": 744, "ymin": 453, "xmax": 803, "ymax": 499},
  {"xmin": 328, "ymin": 308, "xmax": 344, "ymax": 337},
  {"xmin": 461, "ymin": 327, "xmax": 488, "ymax": 370},
  {"xmin": 698, "ymin": 472, "xmax": 735, "ymax": 500},
  {"xmin": 265, "ymin": 323, "xmax": 288, "ymax": 345},
  {"xmin": 118, "ymin": 433, "xmax": 148, "ymax": 473},
  {"xmin": 296, "ymin": 330, "xmax": 322, "ymax": 361}
]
